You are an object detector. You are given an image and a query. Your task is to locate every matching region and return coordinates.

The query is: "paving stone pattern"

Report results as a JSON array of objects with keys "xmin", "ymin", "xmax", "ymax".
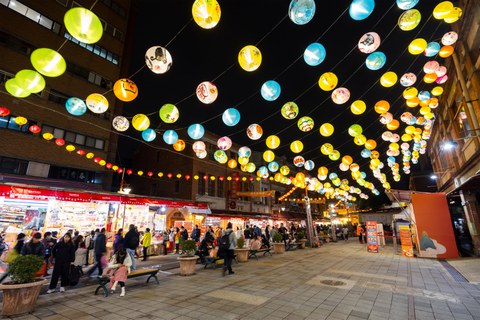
[{"xmin": 9, "ymin": 241, "xmax": 480, "ymax": 320}]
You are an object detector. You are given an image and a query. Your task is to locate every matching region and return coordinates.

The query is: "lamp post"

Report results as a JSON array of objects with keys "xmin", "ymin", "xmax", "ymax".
[
  {"xmin": 118, "ymin": 168, "xmax": 132, "ymax": 194},
  {"xmin": 304, "ymin": 179, "xmax": 317, "ymax": 247}
]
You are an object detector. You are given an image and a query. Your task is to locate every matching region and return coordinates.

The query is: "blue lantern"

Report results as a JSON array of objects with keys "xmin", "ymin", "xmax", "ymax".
[
  {"xmin": 258, "ymin": 166, "xmax": 269, "ymax": 176},
  {"xmin": 418, "ymin": 91, "xmax": 431, "ymax": 101},
  {"xmin": 222, "ymin": 108, "xmax": 241, "ymax": 126},
  {"xmin": 163, "ymin": 130, "xmax": 178, "ymax": 145},
  {"xmin": 349, "ymin": 0, "xmax": 375, "ymax": 21},
  {"xmin": 424, "ymin": 42, "xmax": 440, "ymax": 57},
  {"xmin": 396, "ymin": 0, "xmax": 419, "ymax": 10},
  {"xmin": 365, "ymin": 51, "xmax": 386, "ymax": 70},
  {"xmin": 268, "ymin": 161, "xmax": 279, "ymax": 172},
  {"xmin": 65, "ymin": 97, "xmax": 86, "ymax": 116},
  {"xmin": 304, "ymin": 160, "xmax": 315, "ymax": 171},
  {"xmin": 360, "ymin": 149, "xmax": 371, "ymax": 158},
  {"xmin": 328, "ymin": 172, "xmax": 338, "ymax": 180},
  {"xmin": 304, "ymin": 43, "xmax": 326, "ymax": 66},
  {"xmin": 187, "ymin": 123, "xmax": 205, "ymax": 140},
  {"xmin": 288, "ymin": 0, "xmax": 316, "ymax": 25},
  {"xmin": 142, "ymin": 128, "xmax": 156, "ymax": 142},
  {"xmin": 260, "ymin": 80, "xmax": 281, "ymax": 101},
  {"xmin": 360, "ymin": 171, "xmax": 367, "ymax": 179}
]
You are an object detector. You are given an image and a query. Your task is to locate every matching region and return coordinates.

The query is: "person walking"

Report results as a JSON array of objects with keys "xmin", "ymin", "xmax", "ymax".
[
  {"xmin": 47, "ymin": 232, "xmax": 75, "ymax": 293},
  {"xmin": 162, "ymin": 229, "xmax": 169, "ymax": 255},
  {"xmin": 141, "ymin": 228, "xmax": 151, "ymax": 261},
  {"xmin": 84, "ymin": 230, "xmax": 95, "ymax": 265},
  {"xmin": 221, "ymin": 222, "xmax": 236, "ymax": 276},
  {"xmin": 113, "ymin": 229, "xmax": 124, "ymax": 253},
  {"xmin": 87, "ymin": 228, "xmax": 106, "ymax": 277},
  {"xmin": 124, "ymin": 224, "xmax": 139, "ymax": 270},
  {"xmin": 174, "ymin": 227, "xmax": 181, "ymax": 254}
]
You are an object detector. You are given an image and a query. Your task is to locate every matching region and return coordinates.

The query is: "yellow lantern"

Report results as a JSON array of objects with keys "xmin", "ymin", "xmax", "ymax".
[
  {"xmin": 406, "ymin": 97, "xmax": 420, "ymax": 108},
  {"xmin": 14, "ymin": 116, "xmax": 28, "ymax": 126},
  {"xmin": 403, "ymin": 87, "xmax": 418, "ymax": 99},
  {"xmin": 329, "ymin": 150, "xmax": 341, "ymax": 161},
  {"xmin": 265, "ymin": 135, "xmax": 280, "ymax": 149},
  {"xmin": 401, "ymin": 134, "xmax": 413, "ymax": 142},
  {"xmin": 112, "ymin": 165, "xmax": 119, "ymax": 171},
  {"xmin": 238, "ymin": 156, "xmax": 249, "ymax": 165},
  {"xmin": 280, "ymin": 165, "xmax": 290, "ymax": 175},
  {"xmin": 43, "ymin": 132, "xmax": 54, "ymax": 140},
  {"xmin": 113, "ymin": 79, "xmax": 138, "ymax": 102},
  {"xmin": 424, "ymin": 112, "xmax": 435, "ymax": 120},
  {"xmin": 423, "ymin": 73, "xmax": 437, "ymax": 84},
  {"xmin": 192, "ymin": 0, "xmax": 221, "ymax": 29},
  {"xmin": 386, "ymin": 119, "xmax": 400, "ymax": 130},
  {"xmin": 318, "ymin": 166, "xmax": 328, "ymax": 176},
  {"xmin": 433, "ymin": 1, "xmax": 454, "ymax": 19},
  {"xmin": 443, "ymin": 7, "xmax": 462, "ymax": 23},
  {"xmin": 353, "ymin": 135, "xmax": 366, "ymax": 146},
  {"xmin": 86, "ymin": 152, "xmax": 94, "ymax": 159},
  {"xmin": 274, "ymin": 173, "xmax": 283, "ymax": 182},
  {"xmin": 351, "ymin": 171, "xmax": 361, "ymax": 180},
  {"xmin": 439, "ymin": 46, "xmax": 454, "ymax": 58},
  {"xmin": 30, "ymin": 48, "xmax": 66, "ymax": 77},
  {"xmin": 350, "ymin": 163, "xmax": 359, "ymax": 172},
  {"xmin": 290, "ymin": 140, "xmax": 303, "ymax": 153},
  {"xmin": 408, "ymin": 38, "xmax": 427, "ymax": 55},
  {"xmin": 431, "ymin": 86, "xmax": 444, "ymax": 96},
  {"xmin": 15, "ymin": 70, "xmax": 45, "ymax": 93},
  {"xmin": 380, "ymin": 72, "xmax": 398, "ymax": 87},
  {"xmin": 319, "ymin": 123, "xmax": 334, "ymax": 137},
  {"xmin": 419, "ymin": 106, "xmax": 431, "ymax": 115},
  {"xmin": 227, "ymin": 159, "xmax": 237, "ymax": 169},
  {"xmin": 132, "ymin": 114, "xmax": 150, "ymax": 131},
  {"xmin": 318, "ymin": 72, "xmax": 338, "ymax": 91},
  {"xmin": 320, "ymin": 143, "xmax": 333, "ymax": 155},
  {"xmin": 389, "ymin": 142, "xmax": 400, "ymax": 151},
  {"xmin": 374, "ymin": 100, "xmax": 390, "ymax": 114},
  {"xmin": 350, "ymin": 100, "xmax": 366, "ymax": 115},
  {"xmin": 66, "ymin": 144, "xmax": 76, "ymax": 152},
  {"xmin": 263, "ymin": 150, "xmax": 275, "ymax": 162},
  {"xmin": 238, "ymin": 45, "xmax": 262, "ymax": 72},
  {"xmin": 342, "ymin": 155, "xmax": 353, "ymax": 166},
  {"xmin": 365, "ymin": 139, "xmax": 377, "ymax": 150},
  {"xmin": 5, "ymin": 78, "xmax": 30, "ymax": 98},
  {"xmin": 64, "ymin": 7, "xmax": 103, "ymax": 44},
  {"xmin": 405, "ymin": 126, "xmax": 416, "ymax": 134},
  {"xmin": 173, "ymin": 139, "xmax": 186, "ymax": 151}
]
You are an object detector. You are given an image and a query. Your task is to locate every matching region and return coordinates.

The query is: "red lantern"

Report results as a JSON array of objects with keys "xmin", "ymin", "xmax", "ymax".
[
  {"xmin": 76, "ymin": 149, "xmax": 86, "ymax": 156},
  {"xmin": 185, "ymin": 174, "xmax": 191, "ymax": 180},
  {"xmin": 106, "ymin": 163, "xmax": 113, "ymax": 169},
  {"xmin": 55, "ymin": 138, "xmax": 65, "ymax": 146},
  {"xmin": 219, "ymin": 176, "xmax": 224, "ymax": 181},
  {"xmin": 28, "ymin": 125, "xmax": 41, "ymax": 134},
  {"xmin": 203, "ymin": 175, "xmax": 208, "ymax": 180},
  {"xmin": 126, "ymin": 169, "xmax": 133, "ymax": 175},
  {"xmin": 147, "ymin": 171, "xmax": 153, "ymax": 177},
  {"xmin": 93, "ymin": 157, "xmax": 101, "ymax": 163},
  {"xmin": 249, "ymin": 176, "xmax": 254, "ymax": 181},
  {"xmin": 167, "ymin": 173, "xmax": 173, "ymax": 179},
  {"xmin": 117, "ymin": 168, "xmax": 123, "ymax": 173},
  {"xmin": 0, "ymin": 107, "xmax": 10, "ymax": 117},
  {"xmin": 235, "ymin": 177, "xmax": 240, "ymax": 181}
]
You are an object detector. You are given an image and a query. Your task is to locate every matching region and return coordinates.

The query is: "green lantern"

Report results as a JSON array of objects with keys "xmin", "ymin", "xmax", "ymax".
[
  {"xmin": 159, "ymin": 104, "xmax": 179, "ymax": 123},
  {"xmin": 30, "ymin": 48, "xmax": 66, "ymax": 77},
  {"xmin": 15, "ymin": 70, "xmax": 45, "ymax": 93},
  {"xmin": 5, "ymin": 78, "xmax": 30, "ymax": 98},
  {"xmin": 64, "ymin": 7, "xmax": 103, "ymax": 44},
  {"xmin": 348, "ymin": 124, "xmax": 363, "ymax": 137}
]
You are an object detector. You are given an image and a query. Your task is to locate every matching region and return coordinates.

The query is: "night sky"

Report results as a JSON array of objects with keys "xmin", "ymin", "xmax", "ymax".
[{"xmin": 118, "ymin": 0, "xmax": 450, "ymax": 190}]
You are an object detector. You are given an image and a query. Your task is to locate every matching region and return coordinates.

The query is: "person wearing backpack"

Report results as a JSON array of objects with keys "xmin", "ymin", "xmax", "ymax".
[{"xmin": 219, "ymin": 222, "xmax": 236, "ymax": 276}]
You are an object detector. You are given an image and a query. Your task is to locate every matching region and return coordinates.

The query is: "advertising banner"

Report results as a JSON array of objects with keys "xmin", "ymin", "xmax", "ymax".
[
  {"xmin": 366, "ymin": 221, "xmax": 378, "ymax": 253},
  {"xmin": 399, "ymin": 224, "xmax": 414, "ymax": 257}
]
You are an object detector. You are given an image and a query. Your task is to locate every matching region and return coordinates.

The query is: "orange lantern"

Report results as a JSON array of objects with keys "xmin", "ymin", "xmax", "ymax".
[
  {"xmin": 113, "ymin": 78, "xmax": 138, "ymax": 102},
  {"xmin": 439, "ymin": 45, "xmax": 454, "ymax": 58},
  {"xmin": 374, "ymin": 100, "xmax": 390, "ymax": 114},
  {"xmin": 365, "ymin": 139, "xmax": 377, "ymax": 150},
  {"xmin": 386, "ymin": 119, "xmax": 400, "ymax": 130},
  {"xmin": 341, "ymin": 155, "xmax": 353, "ymax": 166}
]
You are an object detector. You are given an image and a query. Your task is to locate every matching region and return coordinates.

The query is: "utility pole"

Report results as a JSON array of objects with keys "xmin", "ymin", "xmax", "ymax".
[{"xmin": 304, "ymin": 185, "xmax": 317, "ymax": 247}]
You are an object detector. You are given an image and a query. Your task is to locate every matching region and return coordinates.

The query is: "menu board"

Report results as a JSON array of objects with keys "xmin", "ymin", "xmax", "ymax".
[
  {"xmin": 366, "ymin": 221, "xmax": 378, "ymax": 253},
  {"xmin": 399, "ymin": 224, "xmax": 414, "ymax": 257}
]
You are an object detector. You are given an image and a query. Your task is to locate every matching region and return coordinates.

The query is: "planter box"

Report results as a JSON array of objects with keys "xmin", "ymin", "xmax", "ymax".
[
  {"xmin": 177, "ymin": 255, "xmax": 199, "ymax": 276},
  {"xmin": 234, "ymin": 248, "xmax": 249, "ymax": 262},
  {"xmin": 273, "ymin": 242, "xmax": 285, "ymax": 254},
  {"xmin": 297, "ymin": 239, "xmax": 307, "ymax": 249},
  {"xmin": 0, "ymin": 278, "xmax": 48, "ymax": 317}
]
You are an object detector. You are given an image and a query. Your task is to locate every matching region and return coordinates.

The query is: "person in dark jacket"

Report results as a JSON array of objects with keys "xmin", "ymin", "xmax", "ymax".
[
  {"xmin": 87, "ymin": 228, "xmax": 106, "ymax": 277},
  {"xmin": 21, "ymin": 232, "xmax": 45, "ymax": 257},
  {"xmin": 13, "ymin": 233, "xmax": 26, "ymax": 255},
  {"xmin": 124, "ymin": 224, "xmax": 139, "ymax": 270},
  {"xmin": 47, "ymin": 233, "xmax": 75, "ymax": 293},
  {"xmin": 113, "ymin": 228, "xmax": 124, "ymax": 253}
]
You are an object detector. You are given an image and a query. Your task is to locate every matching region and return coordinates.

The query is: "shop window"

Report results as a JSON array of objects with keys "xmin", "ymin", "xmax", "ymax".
[
  {"xmin": 455, "ymin": 106, "xmax": 471, "ymax": 138},
  {"xmin": 85, "ymin": 137, "xmax": 95, "ymax": 148},
  {"xmin": 0, "ymin": 157, "xmax": 28, "ymax": 175},
  {"xmin": 53, "ymin": 128, "xmax": 65, "ymax": 139},
  {"xmin": 217, "ymin": 179, "xmax": 223, "ymax": 197}
]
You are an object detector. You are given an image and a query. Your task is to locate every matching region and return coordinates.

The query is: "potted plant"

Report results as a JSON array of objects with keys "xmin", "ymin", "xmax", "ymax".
[
  {"xmin": 0, "ymin": 255, "xmax": 48, "ymax": 317},
  {"xmin": 272, "ymin": 233, "xmax": 285, "ymax": 254},
  {"xmin": 296, "ymin": 231, "xmax": 308, "ymax": 249},
  {"xmin": 177, "ymin": 240, "xmax": 198, "ymax": 276},
  {"xmin": 234, "ymin": 237, "xmax": 249, "ymax": 263}
]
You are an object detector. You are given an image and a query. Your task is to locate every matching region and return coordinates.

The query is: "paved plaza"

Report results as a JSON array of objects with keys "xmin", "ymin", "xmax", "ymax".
[{"xmin": 10, "ymin": 241, "xmax": 480, "ymax": 320}]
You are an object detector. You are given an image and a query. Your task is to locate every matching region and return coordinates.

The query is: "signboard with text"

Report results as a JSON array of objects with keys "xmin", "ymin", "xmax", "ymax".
[
  {"xmin": 399, "ymin": 224, "xmax": 414, "ymax": 257},
  {"xmin": 366, "ymin": 221, "xmax": 378, "ymax": 253}
]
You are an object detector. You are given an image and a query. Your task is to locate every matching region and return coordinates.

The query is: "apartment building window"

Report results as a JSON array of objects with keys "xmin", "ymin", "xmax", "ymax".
[
  {"xmin": 99, "ymin": 0, "xmax": 126, "ymax": 17},
  {"xmin": 208, "ymin": 176, "xmax": 215, "ymax": 196},
  {"xmin": 217, "ymin": 179, "xmax": 224, "ymax": 197},
  {"xmin": 455, "ymin": 105, "xmax": 471, "ymax": 138},
  {"xmin": 64, "ymin": 32, "xmax": 119, "ymax": 65},
  {"xmin": 198, "ymin": 172, "xmax": 205, "ymax": 194},
  {"xmin": 1, "ymin": 0, "xmax": 61, "ymax": 34},
  {"xmin": 0, "ymin": 115, "xmax": 30, "ymax": 132},
  {"xmin": 99, "ymin": 18, "xmax": 124, "ymax": 41},
  {"xmin": 41, "ymin": 124, "xmax": 105, "ymax": 151},
  {"xmin": 49, "ymin": 165, "xmax": 101, "ymax": 183},
  {"xmin": 0, "ymin": 30, "xmax": 34, "ymax": 56},
  {"xmin": 0, "ymin": 157, "xmax": 28, "ymax": 175},
  {"xmin": 48, "ymin": 89, "xmax": 68, "ymax": 105}
]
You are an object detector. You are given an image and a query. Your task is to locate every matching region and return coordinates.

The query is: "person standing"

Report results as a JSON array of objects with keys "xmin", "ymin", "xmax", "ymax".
[
  {"xmin": 84, "ymin": 230, "xmax": 95, "ymax": 265},
  {"xmin": 222, "ymin": 222, "xmax": 236, "ymax": 276},
  {"xmin": 21, "ymin": 232, "xmax": 45, "ymax": 257},
  {"xmin": 13, "ymin": 233, "xmax": 26, "ymax": 256},
  {"xmin": 244, "ymin": 225, "xmax": 252, "ymax": 248},
  {"xmin": 124, "ymin": 224, "xmax": 139, "ymax": 270},
  {"xmin": 141, "ymin": 228, "xmax": 152, "ymax": 261},
  {"xmin": 162, "ymin": 230, "xmax": 169, "ymax": 255},
  {"xmin": 113, "ymin": 229, "xmax": 124, "ymax": 253},
  {"xmin": 191, "ymin": 225, "xmax": 201, "ymax": 242},
  {"xmin": 47, "ymin": 233, "xmax": 75, "ymax": 293},
  {"xmin": 87, "ymin": 228, "xmax": 106, "ymax": 277}
]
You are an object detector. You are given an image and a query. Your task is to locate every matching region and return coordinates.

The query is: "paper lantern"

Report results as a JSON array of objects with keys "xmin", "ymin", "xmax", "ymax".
[
  {"xmin": 342, "ymin": 155, "xmax": 353, "ymax": 166},
  {"xmin": 196, "ymin": 81, "xmax": 218, "ymax": 104},
  {"xmin": 5, "ymin": 78, "xmax": 30, "ymax": 98},
  {"xmin": 64, "ymin": 7, "xmax": 103, "ymax": 44},
  {"xmin": 113, "ymin": 79, "xmax": 138, "ymax": 102},
  {"xmin": 329, "ymin": 150, "xmax": 341, "ymax": 161},
  {"xmin": 280, "ymin": 166, "xmax": 291, "ymax": 175},
  {"xmin": 365, "ymin": 52, "xmax": 386, "ymax": 70},
  {"xmin": 436, "ymin": 75, "xmax": 448, "ymax": 84},
  {"xmin": 424, "ymin": 73, "xmax": 437, "ymax": 84},
  {"xmin": 30, "ymin": 48, "xmax": 66, "ymax": 77},
  {"xmin": 15, "ymin": 70, "xmax": 45, "ymax": 93},
  {"xmin": 77, "ymin": 150, "xmax": 86, "ymax": 156},
  {"xmin": 304, "ymin": 43, "xmax": 326, "ymax": 66},
  {"xmin": 132, "ymin": 114, "xmax": 150, "ymax": 131},
  {"xmin": 398, "ymin": 9, "xmax": 421, "ymax": 31},
  {"xmin": 268, "ymin": 162, "xmax": 279, "ymax": 172},
  {"xmin": 439, "ymin": 46, "xmax": 454, "ymax": 58},
  {"xmin": 238, "ymin": 45, "xmax": 262, "ymax": 72},
  {"xmin": 0, "ymin": 107, "xmax": 10, "ymax": 117},
  {"xmin": 217, "ymin": 136, "xmax": 232, "ymax": 150},
  {"xmin": 318, "ymin": 72, "xmax": 338, "ymax": 91},
  {"xmin": 348, "ymin": 124, "xmax": 363, "ymax": 137},
  {"xmin": 319, "ymin": 123, "xmax": 334, "ymax": 137},
  {"xmin": 396, "ymin": 0, "xmax": 419, "ymax": 10},
  {"xmin": 424, "ymin": 42, "xmax": 441, "ymax": 57},
  {"xmin": 290, "ymin": 140, "xmax": 304, "ymax": 153},
  {"xmin": 435, "ymin": 66, "xmax": 447, "ymax": 77},
  {"xmin": 431, "ymin": 86, "xmax": 444, "ymax": 96},
  {"xmin": 289, "ymin": 0, "xmax": 316, "ymax": 25},
  {"xmin": 29, "ymin": 124, "xmax": 41, "ymax": 134},
  {"xmin": 66, "ymin": 145, "xmax": 76, "ymax": 152},
  {"xmin": 159, "ymin": 103, "xmax": 179, "ymax": 124},
  {"xmin": 318, "ymin": 166, "xmax": 328, "ymax": 176},
  {"xmin": 408, "ymin": 38, "xmax": 427, "ymax": 55},
  {"xmin": 304, "ymin": 160, "xmax": 315, "ymax": 171},
  {"xmin": 86, "ymin": 93, "xmax": 108, "ymax": 114},
  {"xmin": 245, "ymin": 162, "xmax": 256, "ymax": 173},
  {"xmin": 433, "ymin": 1, "xmax": 454, "ymax": 19},
  {"xmin": 403, "ymin": 87, "xmax": 418, "ymax": 99},
  {"xmin": 238, "ymin": 156, "xmax": 249, "ymax": 165},
  {"xmin": 281, "ymin": 102, "xmax": 299, "ymax": 119},
  {"xmin": 423, "ymin": 61, "xmax": 440, "ymax": 74},
  {"xmin": 65, "ymin": 97, "xmax": 86, "ymax": 116},
  {"xmin": 86, "ymin": 152, "xmax": 95, "ymax": 159},
  {"xmin": 187, "ymin": 124, "xmax": 205, "ymax": 140},
  {"xmin": 145, "ymin": 46, "xmax": 172, "ymax": 74},
  {"xmin": 247, "ymin": 124, "xmax": 263, "ymax": 140},
  {"xmin": 163, "ymin": 130, "xmax": 178, "ymax": 145},
  {"xmin": 258, "ymin": 166, "xmax": 269, "ymax": 178},
  {"xmin": 266, "ymin": 135, "xmax": 280, "ymax": 149},
  {"xmin": 297, "ymin": 116, "xmax": 314, "ymax": 132},
  {"xmin": 261, "ymin": 80, "xmax": 281, "ymax": 101},
  {"xmin": 55, "ymin": 138, "xmax": 65, "ymax": 146},
  {"xmin": 293, "ymin": 156, "xmax": 305, "ymax": 167},
  {"xmin": 350, "ymin": 100, "xmax": 366, "ymax": 115},
  {"xmin": 418, "ymin": 91, "xmax": 431, "ymax": 101},
  {"xmin": 365, "ymin": 139, "xmax": 377, "ymax": 150},
  {"xmin": 441, "ymin": 31, "xmax": 458, "ymax": 46},
  {"xmin": 361, "ymin": 148, "xmax": 371, "ymax": 158},
  {"xmin": 380, "ymin": 72, "xmax": 398, "ymax": 87},
  {"xmin": 142, "ymin": 128, "xmax": 157, "ymax": 142},
  {"xmin": 111, "ymin": 116, "xmax": 129, "ymax": 132},
  {"xmin": 358, "ymin": 32, "xmax": 381, "ymax": 54},
  {"xmin": 221, "ymin": 108, "xmax": 241, "ymax": 127},
  {"xmin": 43, "ymin": 132, "xmax": 54, "ymax": 140},
  {"xmin": 227, "ymin": 159, "xmax": 238, "ymax": 169},
  {"xmin": 263, "ymin": 150, "xmax": 275, "ymax": 162},
  {"xmin": 14, "ymin": 116, "xmax": 27, "ymax": 126},
  {"xmin": 192, "ymin": 0, "xmax": 221, "ymax": 29},
  {"xmin": 349, "ymin": 0, "xmax": 375, "ymax": 21},
  {"xmin": 400, "ymin": 73, "xmax": 416, "ymax": 87},
  {"xmin": 374, "ymin": 100, "xmax": 390, "ymax": 114},
  {"xmin": 320, "ymin": 143, "xmax": 333, "ymax": 155},
  {"xmin": 444, "ymin": 7, "xmax": 462, "ymax": 23},
  {"xmin": 331, "ymin": 87, "xmax": 350, "ymax": 104},
  {"xmin": 386, "ymin": 119, "xmax": 400, "ymax": 130},
  {"xmin": 173, "ymin": 140, "xmax": 186, "ymax": 152},
  {"xmin": 238, "ymin": 146, "xmax": 252, "ymax": 158},
  {"xmin": 192, "ymin": 141, "xmax": 206, "ymax": 153}
]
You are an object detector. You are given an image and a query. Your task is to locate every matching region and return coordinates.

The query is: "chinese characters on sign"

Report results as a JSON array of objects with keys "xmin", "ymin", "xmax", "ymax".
[
  {"xmin": 366, "ymin": 221, "xmax": 378, "ymax": 253},
  {"xmin": 399, "ymin": 224, "xmax": 414, "ymax": 258}
]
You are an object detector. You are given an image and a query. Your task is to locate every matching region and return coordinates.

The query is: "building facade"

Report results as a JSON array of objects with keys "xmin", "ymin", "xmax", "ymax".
[
  {"xmin": 429, "ymin": 0, "xmax": 480, "ymax": 255},
  {"xmin": 0, "ymin": 0, "xmax": 134, "ymax": 190}
]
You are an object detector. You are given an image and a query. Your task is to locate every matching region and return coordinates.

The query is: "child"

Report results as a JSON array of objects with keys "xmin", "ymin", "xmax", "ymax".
[{"xmin": 105, "ymin": 248, "xmax": 132, "ymax": 297}]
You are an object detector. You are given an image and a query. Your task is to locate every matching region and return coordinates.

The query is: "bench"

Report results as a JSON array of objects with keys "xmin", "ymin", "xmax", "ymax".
[
  {"xmin": 248, "ymin": 248, "xmax": 272, "ymax": 260},
  {"xmin": 94, "ymin": 268, "xmax": 160, "ymax": 297}
]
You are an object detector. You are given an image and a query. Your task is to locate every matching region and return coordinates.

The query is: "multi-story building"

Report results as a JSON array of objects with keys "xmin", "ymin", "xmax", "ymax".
[
  {"xmin": 0, "ymin": 0, "xmax": 134, "ymax": 190},
  {"xmin": 428, "ymin": 0, "xmax": 480, "ymax": 255}
]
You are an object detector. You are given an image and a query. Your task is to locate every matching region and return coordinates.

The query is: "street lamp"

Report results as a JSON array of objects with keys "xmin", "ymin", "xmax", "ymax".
[{"xmin": 118, "ymin": 168, "xmax": 132, "ymax": 194}]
